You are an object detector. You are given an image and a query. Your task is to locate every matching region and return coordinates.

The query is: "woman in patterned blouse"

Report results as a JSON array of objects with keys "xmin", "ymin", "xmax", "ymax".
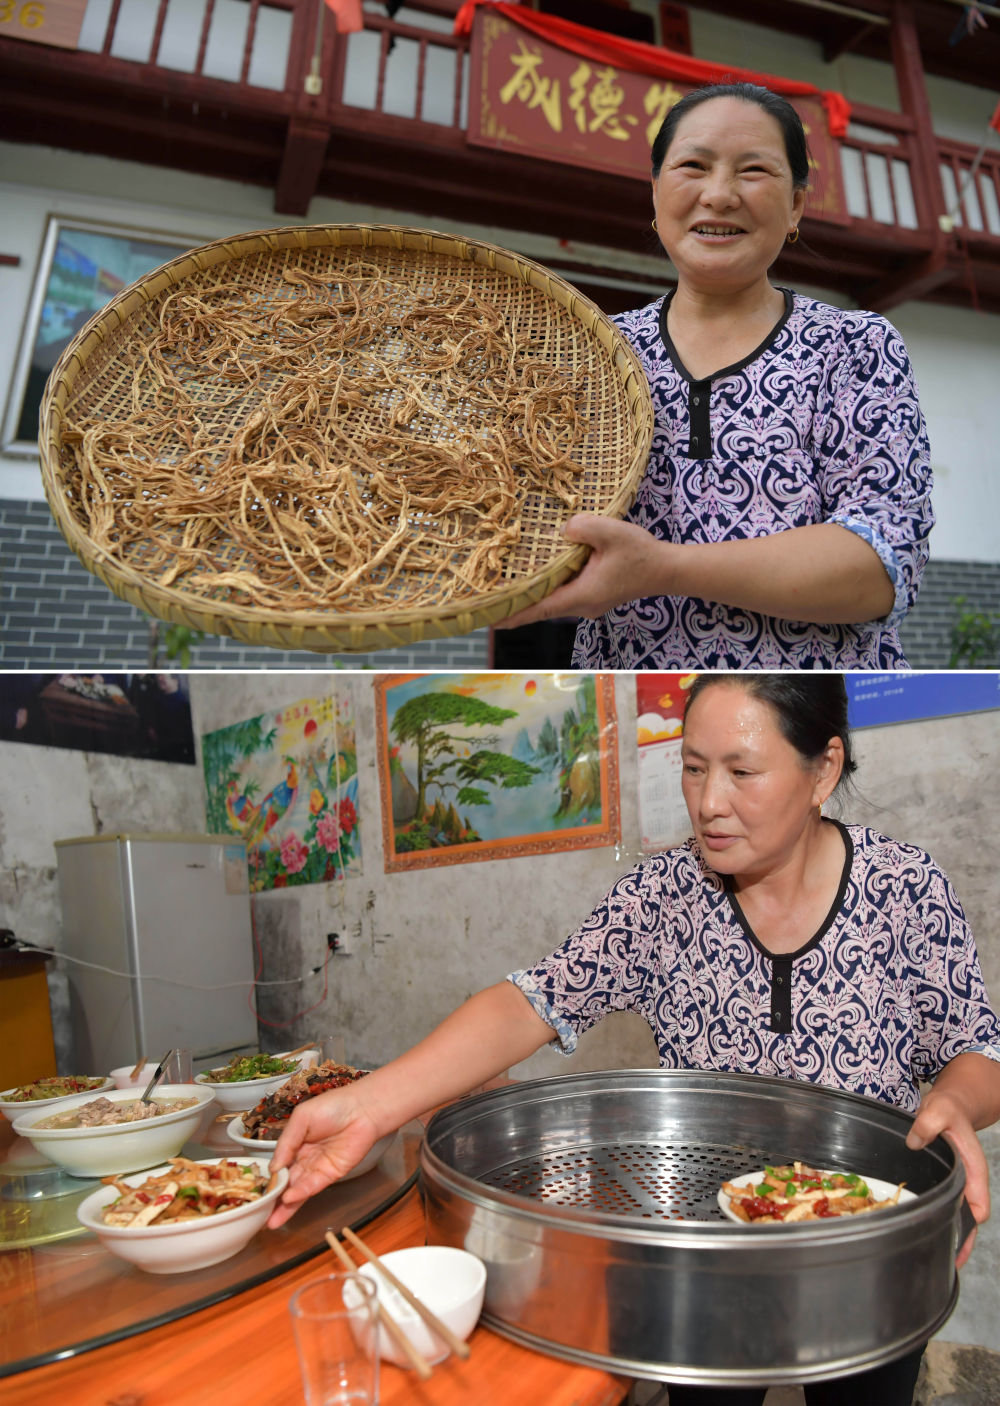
[
  {"xmin": 268, "ymin": 676, "xmax": 999, "ymax": 1404},
  {"xmin": 499, "ymin": 84, "xmax": 934, "ymax": 669}
]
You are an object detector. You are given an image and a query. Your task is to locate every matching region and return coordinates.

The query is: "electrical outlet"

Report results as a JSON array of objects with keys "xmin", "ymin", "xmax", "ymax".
[{"xmin": 327, "ymin": 931, "xmax": 349, "ymax": 955}]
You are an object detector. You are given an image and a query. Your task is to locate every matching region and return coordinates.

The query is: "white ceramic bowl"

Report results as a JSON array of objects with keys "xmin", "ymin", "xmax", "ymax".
[
  {"xmin": 357, "ymin": 1246, "xmax": 486, "ymax": 1366},
  {"xmin": 193, "ymin": 1050, "xmax": 317, "ymax": 1113},
  {"xmin": 0, "ymin": 1077, "xmax": 114, "ymax": 1120},
  {"xmin": 109, "ymin": 1063, "xmax": 159, "ymax": 1090},
  {"xmin": 225, "ymin": 1116, "xmax": 396, "ymax": 1181},
  {"xmin": 75, "ymin": 1156, "xmax": 288, "ymax": 1273},
  {"xmin": 717, "ymin": 1168, "xmax": 916, "ymax": 1223},
  {"xmin": 11, "ymin": 1084, "xmax": 215, "ymax": 1178}
]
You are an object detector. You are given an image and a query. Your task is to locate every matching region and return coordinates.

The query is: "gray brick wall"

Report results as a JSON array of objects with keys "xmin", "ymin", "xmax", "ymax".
[
  {"xmin": 3, "ymin": 496, "xmax": 998, "ymax": 670},
  {"xmin": 0, "ymin": 499, "xmax": 491, "ymax": 669},
  {"xmin": 898, "ymin": 560, "xmax": 1000, "ymax": 668}
]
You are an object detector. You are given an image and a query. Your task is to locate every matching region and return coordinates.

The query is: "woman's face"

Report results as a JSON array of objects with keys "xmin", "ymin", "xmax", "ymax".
[
  {"xmin": 651, "ymin": 97, "xmax": 807, "ymax": 295},
  {"xmin": 680, "ymin": 684, "xmax": 840, "ymax": 879}
]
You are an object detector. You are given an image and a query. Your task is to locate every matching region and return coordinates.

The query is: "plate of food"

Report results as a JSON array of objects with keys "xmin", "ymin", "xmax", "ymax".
[
  {"xmin": 227, "ymin": 1059, "xmax": 395, "ymax": 1179},
  {"xmin": 0, "ymin": 1075, "xmax": 114, "ymax": 1120},
  {"xmin": 76, "ymin": 1155, "xmax": 287, "ymax": 1272},
  {"xmin": 11, "ymin": 1084, "xmax": 214, "ymax": 1177},
  {"xmin": 718, "ymin": 1161, "xmax": 914, "ymax": 1224},
  {"xmin": 194, "ymin": 1048, "xmax": 318, "ymax": 1112},
  {"xmin": 39, "ymin": 223, "xmax": 653, "ymax": 654}
]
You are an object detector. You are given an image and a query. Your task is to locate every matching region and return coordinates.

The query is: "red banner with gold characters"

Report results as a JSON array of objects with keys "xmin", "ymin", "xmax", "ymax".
[
  {"xmin": 467, "ymin": 9, "xmax": 849, "ymax": 226},
  {"xmin": 0, "ymin": 0, "xmax": 88, "ymax": 48}
]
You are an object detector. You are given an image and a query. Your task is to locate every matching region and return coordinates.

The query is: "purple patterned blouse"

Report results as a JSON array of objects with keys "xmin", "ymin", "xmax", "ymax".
[
  {"xmin": 573, "ymin": 290, "xmax": 934, "ymax": 670},
  {"xmin": 508, "ymin": 823, "xmax": 1000, "ymax": 1113}
]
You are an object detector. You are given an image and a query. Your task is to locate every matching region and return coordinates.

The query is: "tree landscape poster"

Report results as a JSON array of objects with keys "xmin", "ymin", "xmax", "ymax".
[
  {"xmin": 374, "ymin": 673, "xmax": 619, "ymax": 873},
  {"xmin": 202, "ymin": 690, "xmax": 362, "ymax": 893}
]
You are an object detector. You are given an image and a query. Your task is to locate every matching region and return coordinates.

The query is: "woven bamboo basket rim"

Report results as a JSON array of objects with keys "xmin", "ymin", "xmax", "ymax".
[{"xmin": 39, "ymin": 223, "xmax": 655, "ymax": 653}]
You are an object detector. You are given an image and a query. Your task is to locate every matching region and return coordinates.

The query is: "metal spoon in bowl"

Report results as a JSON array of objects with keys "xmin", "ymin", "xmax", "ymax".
[{"xmin": 139, "ymin": 1049, "xmax": 176, "ymax": 1105}]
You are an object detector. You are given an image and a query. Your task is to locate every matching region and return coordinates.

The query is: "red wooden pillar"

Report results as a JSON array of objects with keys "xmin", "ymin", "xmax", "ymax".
[{"xmin": 888, "ymin": 0, "xmax": 946, "ymax": 240}]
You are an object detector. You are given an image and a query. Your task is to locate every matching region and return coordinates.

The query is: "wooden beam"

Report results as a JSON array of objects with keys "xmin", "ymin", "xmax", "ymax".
[
  {"xmin": 275, "ymin": 114, "xmax": 331, "ymax": 215},
  {"xmin": 822, "ymin": 20, "xmax": 878, "ymax": 61},
  {"xmin": 863, "ymin": 249, "xmax": 953, "ymax": 312}
]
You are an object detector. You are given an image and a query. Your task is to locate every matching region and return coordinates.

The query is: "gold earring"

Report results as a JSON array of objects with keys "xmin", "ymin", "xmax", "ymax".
[
  {"xmin": 817, "ymin": 800, "xmax": 823, "ymax": 818},
  {"xmin": 786, "ymin": 227, "xmax": 800, "ymax": 245},
  {"xmin": 651, "ymin": 219, "xmax": 658, "ymax": 232}
]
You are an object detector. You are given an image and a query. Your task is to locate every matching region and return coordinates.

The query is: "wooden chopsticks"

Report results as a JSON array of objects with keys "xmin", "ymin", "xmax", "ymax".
[
  {"xmin": 341, "ymin": 1226, "xmax": 472, "ymax": 1363},
  {"xmin": 325, "ymin": 1231, "xmax": 433, "ymax": 1381}
]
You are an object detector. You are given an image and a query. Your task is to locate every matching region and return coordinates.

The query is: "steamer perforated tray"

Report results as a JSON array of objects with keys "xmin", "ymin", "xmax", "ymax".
[
  {"xmin": 483, "ymin": 1136, "xmax": 762, "ymax": 1221},
  {"xmin": 421, "ymin": 1070, "xmax": 970, "ymax": 1386}
]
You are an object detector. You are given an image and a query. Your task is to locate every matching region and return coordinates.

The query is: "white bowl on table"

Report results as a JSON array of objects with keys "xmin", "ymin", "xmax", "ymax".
[
  {"xmin": 0, "ymin": 1076, "xmax": 114, "ymax": 1120},
  {"xmin": 75, "ymin": 1156, "xmax": 288, "ymax": 1273},
  {"xmin": 109, "ymin": 1063, "xmax": 159, "ymax": 1090},
  {"xmin": 193, "ymin": 1050, "xmax": 317, "ymax": 1114},
  {"xmin": 355, "ymin": 1246, "xmax": 486, "ymax": 1366},
  {"xmin": 226, "ymin": 1115, "xmax": 397, "ymax": 1180},
  {"xmin": 11, "ymin": 1084, "xmax": 215, "ymax": 1178}
]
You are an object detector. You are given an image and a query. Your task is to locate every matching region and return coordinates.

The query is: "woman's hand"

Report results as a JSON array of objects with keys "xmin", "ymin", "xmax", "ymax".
[
  {"xmin": 266, "ymin": 1085, "xmax": 384, "ymax": 1229},
  {"xmin": 907, "ymin": 1083, "xmax": 990, "ymax": 1268},
  {"xmin": 498, "ymin": 513, "xmax": 671, "ymax": 629}
]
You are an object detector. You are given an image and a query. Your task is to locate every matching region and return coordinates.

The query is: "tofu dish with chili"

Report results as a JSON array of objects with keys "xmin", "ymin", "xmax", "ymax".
[
  {"xmin": 101, "ymin": 1157, "xmax": 272, "ymax": 1226},
  {"xmin": 722, "ymin": 1162, "xmax": 906, "ymax": 1222},
  {"xmin": 240, "ymin": 1060, "xmax": 368, "ymax": 1140}
]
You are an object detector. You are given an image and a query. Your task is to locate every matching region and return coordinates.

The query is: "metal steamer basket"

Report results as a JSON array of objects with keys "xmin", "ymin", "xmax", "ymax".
[{"xmin": 420, "ymin": 1070, "xmax": 972, "ymax": 1386}]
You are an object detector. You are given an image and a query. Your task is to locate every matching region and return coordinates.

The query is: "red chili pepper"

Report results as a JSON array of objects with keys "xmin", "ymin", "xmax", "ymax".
[{"xmin": 741, "ymin": 1196, "xmax": 783, "ymax": 1221}]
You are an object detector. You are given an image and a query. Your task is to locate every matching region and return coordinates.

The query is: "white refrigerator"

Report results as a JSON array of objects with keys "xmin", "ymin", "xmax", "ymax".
[{"xmin": 55, "ymin": 833, "xmax": 258, "ymax": 1073}]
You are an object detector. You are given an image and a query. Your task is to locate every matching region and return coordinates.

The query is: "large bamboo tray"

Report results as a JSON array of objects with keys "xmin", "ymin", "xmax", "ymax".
[{"xmin": 39, "ymin": 224, "xmax": 654, "ymax": 654}]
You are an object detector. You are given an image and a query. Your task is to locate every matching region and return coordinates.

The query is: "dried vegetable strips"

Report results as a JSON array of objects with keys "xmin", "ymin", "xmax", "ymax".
[{"xmin": 59, "ymin": 257, "xmax": 589, "ymax": 614}]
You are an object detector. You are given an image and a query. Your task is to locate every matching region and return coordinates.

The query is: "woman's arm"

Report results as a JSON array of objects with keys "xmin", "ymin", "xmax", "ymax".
[
  {"xmin": 498, "ymin": 513, "xmax": 894, "ymax": 630},
  {"xmin": 906, "ymin": 1051, "xmax": 1000, "ymax": 1266},
  {"xmin": 267, "ymin": 982, "xmax": 553, "ymax": 1227}
]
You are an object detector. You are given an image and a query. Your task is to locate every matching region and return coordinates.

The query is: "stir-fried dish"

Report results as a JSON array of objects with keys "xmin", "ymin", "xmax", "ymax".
[
  {"xmin": 200, "ymin": 1052, "xmax": 300, "ymax": 1083},
  {"xmin": 101, "ymin": 1157, "xmax": 273, "ymax": 1226},
  {"xmin": 722, "ymin": 1162, "xmax": 906, "ymax": 1223},
  {"xmin": 241, "ymin": 1060, "xmax": 368, "ymax": 1140},
  {"xmin": 4, "ymin": 1075, "xmax": 107, "ymax": 1102},
  {"xmin": 33, "ymin": 1095, "xmax": 200, "ymax": 1129}
]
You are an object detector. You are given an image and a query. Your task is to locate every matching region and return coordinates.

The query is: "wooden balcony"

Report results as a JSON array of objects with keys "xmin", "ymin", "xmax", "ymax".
[{"xmin": 2, "ymin": 0, "xmax": 998, "ymax": 313}]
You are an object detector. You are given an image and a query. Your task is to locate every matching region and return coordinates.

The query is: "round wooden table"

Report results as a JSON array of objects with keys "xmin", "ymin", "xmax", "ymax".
[{"xmin": 1, "ymin": 1108, "xmax": 631, "ymax": 1406}]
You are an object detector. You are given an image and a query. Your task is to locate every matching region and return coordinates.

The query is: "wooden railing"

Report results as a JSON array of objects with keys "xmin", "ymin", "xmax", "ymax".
[
  {"xmin": 33, "ymin": 0, "xmax": 1000, "ymax": 248},
  {"xmin": 938, "ymin": 139, "xmax": 1000, "ymax": 241}
]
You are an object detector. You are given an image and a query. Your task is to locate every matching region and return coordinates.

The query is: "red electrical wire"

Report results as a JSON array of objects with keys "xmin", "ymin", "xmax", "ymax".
[{"xmin": 247, "ymin": 901, "xmax": 331, "ymax": 1030}]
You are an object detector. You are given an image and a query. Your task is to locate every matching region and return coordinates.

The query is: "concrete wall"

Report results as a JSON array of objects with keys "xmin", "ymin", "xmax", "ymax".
[{"xmin": 1, "ymin": 669, "xmax": 998, "ymax": 1346}]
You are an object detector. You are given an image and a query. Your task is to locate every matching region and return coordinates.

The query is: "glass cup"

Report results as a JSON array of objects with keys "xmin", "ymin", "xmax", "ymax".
[
  {"xmin": 164, "ymin": 1049, "xmax": 193, "ymax": 1082},
  {"xmin": 289, "ymin": 1272, "xmax": 379, "ymax": 1406},
  {"xmin": 320, "ymin": 1034, "xmax": 346, "ymax": 1066}
]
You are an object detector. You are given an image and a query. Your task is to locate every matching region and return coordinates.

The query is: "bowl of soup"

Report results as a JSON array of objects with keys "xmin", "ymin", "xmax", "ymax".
[{"xmin": 10, "ymin": 1084, "xmax": 215, "ymax": 1177}]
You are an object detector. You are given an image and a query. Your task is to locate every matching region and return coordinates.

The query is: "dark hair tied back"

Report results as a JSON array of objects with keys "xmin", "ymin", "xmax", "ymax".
[
  {"xmin": 684, "ymin": 674, "xmax": 857, "ymax": 795},
  {"xmin": 651, "ymin": 82, "xmax": 811, "ymax": 190}
]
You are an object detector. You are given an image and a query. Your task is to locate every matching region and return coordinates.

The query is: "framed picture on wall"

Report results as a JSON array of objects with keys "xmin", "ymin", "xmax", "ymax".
[
  {"xmin": 375, "ymin": 672, "xmax": 621, "ymax": 872},
  {"xmin": 2, "ymin": 216, "xmax": 197, "ymax": 455}
]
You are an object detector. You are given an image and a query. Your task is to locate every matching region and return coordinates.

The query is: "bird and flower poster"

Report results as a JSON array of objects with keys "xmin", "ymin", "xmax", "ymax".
[
  {"xmin": 202, "ymin": 690, "xmax": 362, "ymax": 892},
  {"xmin": 374, "ymin": 672, "xmax": 619, "ymax": 873}
]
